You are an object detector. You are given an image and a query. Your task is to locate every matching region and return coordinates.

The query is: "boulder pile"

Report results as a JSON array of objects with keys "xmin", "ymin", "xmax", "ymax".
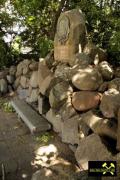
[{"xmin": 0, "ymin": 9, "xmax": 120, "ymax": 171}]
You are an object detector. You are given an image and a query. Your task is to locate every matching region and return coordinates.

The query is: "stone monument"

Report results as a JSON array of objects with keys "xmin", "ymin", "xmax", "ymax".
[{"xmin": 54, "ymin": 9, "xmax": 86, "ymax": 64}]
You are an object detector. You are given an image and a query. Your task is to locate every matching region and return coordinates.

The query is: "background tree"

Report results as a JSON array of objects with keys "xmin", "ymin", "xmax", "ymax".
[{"xmin": 0, "ymin": 0, "xmax": 119, "ymax": 68}]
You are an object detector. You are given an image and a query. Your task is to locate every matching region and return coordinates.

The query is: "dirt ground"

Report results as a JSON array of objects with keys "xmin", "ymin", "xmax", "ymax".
[{"xmin": 0, "ymin": 98, "xmax": 80, "ymax": 180}]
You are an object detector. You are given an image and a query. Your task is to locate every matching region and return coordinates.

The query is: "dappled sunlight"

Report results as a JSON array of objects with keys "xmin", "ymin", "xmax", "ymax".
[
  {"xmin": 78, "ymin": 157, "xmax": 89, "ymax": 170},
  {"xmin": 22, "ymin": 173, "xmax": 28, "ymax": 179},
  {"xmin": 87, "ymin": 114, "xmax": 100, "ymax": 127},
  {"xmin": 32, "ymin": 144, "xmax": 58, "ymax": 168}
]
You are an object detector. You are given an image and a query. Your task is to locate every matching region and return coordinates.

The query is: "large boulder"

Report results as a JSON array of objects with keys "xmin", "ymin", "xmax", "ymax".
[
  {"xmin": 108, "ymin": 78, "xmax": 120, "ymax": 92},
  {"xmin": 100, "ymin": 89, "xmax": 120, "ymax": 118},
  {"xmin": 29, "ymin": 71, "xmax": 38, "ymax": 88},
  {"xmin": 49, "ymin": 81, "xmax": 73, "ymax": 109},
  {"xmin": 81, "ymin": 110, "xmax": 117, "ymax": 139},
  {"xmin": 72, "ymin": 91, "xmax": 101, "ymax": 111},
  {"xmin": 98, "ymin": 61, "xmax": 114, "ymax": 80},
  {"xmin": 72, "ymin": 66, "xmax": 103, "ymax": 90},
  {"xmin": 61, "ymin": 115, "xmax": 80, "ymax": 145},
  {"xmin": 0, "ymin": 79, "xmax": 8, "ymax": 93},
  {"xmin": 75, "ymin": 134, "xmax": 111, "ymax": 170}
]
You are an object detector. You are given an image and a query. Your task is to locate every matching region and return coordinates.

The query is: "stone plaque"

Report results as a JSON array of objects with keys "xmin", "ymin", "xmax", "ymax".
[{"xmin": 57, "ymin": 16, "xmax": 70, "ymax": 45}]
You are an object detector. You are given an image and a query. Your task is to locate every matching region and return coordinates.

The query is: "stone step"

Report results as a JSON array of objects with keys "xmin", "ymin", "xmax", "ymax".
[{"xmin": 11, "ymin": 98, "xmax": 51, "ymax": 134}]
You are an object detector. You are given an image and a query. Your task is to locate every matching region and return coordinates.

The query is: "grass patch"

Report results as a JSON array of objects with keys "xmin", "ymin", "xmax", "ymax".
[
  {"xmin": 35, "ymin": 132, "xmax": 54, "ymax": 144},
  {"xmin": 0, "ymin": 98, "xmax": 15, "ymax": 112}
]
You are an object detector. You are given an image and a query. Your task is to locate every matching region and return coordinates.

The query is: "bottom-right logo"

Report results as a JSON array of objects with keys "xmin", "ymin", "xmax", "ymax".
[{"xmin": 88, "ymin": 161, "xmax": 117, "ymax": 176}]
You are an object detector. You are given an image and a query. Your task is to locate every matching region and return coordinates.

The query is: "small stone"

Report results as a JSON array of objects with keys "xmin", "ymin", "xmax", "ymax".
[
  {"xmin": 49, "ymin": 81, "xmax": 73, "ymax": 109},
  {"xmin": 38, "ymin": 59, "xmax": 51, "ymax": 88},
  {"xmin": 17, "ymin": 86, "xmax": 28, "ymax": 100},
  {"xmin": 100, "ymin": 88, "xmax": 120, "ymax": 118},
  {"xmin": 29, "ymin": 71, "xmax": 38, "ymax": 88},
  {"xmin": 46, "ymin": 109, "xmax": 62, "ymax": 133},
  {"xmin": 59, "ymin": 96, "xmax": 76, "ymax": 121},
  {"xmin": 117, "ymin": 109, "xmax": 120, "ymax": 151},
  {"xmin": 20, "ymin": 76, "xmax": 29, "ymax": 89},
  {"xmin": 54, "ymin": 63, "xmax": 71, "ymax": 80},
  {"xmin": 72, "ymin": 66, "xmax": 103, "ymax": 91},
  {"xmin": 45, "ymin": 77, "xmax": 64, "ymax": 97},
  {"xmin": 70, "ymin": 53, "xmax": 92, "ymax": 67},
  {"xmin": 75, "ymin": 134, "xmax": 111, "ymax": 170},
  {"xmin": 97, "ymin": 48, "xmax": 108, "ymax": 62},
  {"xmin": 38, "ymin": 94, "xmax": 50, "ymax": 114},
  {"xmin": 16, "ymin": 62, "xmax": 24, "ymax": 77},
  {"xmin": 23, "ymin": 59, "xmax": 31, "ymax": 66},
  {"xmin": 72, "ymin": 91, "xmax": 101, "ymax": 111},
  {"xmin": 26, "ymin": 88, "xmax": 39, "ymax": 103},
  {"xmin": 9, "ymin": 66, "xmax": 16, "ymax": 76},
  {"xmin": 40, "ymin": 74, "xmax": 54, "ymax": 96},
  {"xmin": 29, "ymin": 61, "xmax": 38, "ymax": 71},
  {"xmin": 115, "ymin": 67, "xmax": 120, "ymax": 78},
  {"xmin": 78, "ymin": 119, "xmax": 90, "ymax": 139},
  {"xmin": 108, "ymin": 78, "xmax": 120, "ymax": 92},
  {"xmin": 98, "ymin": 82, "xmax": 108, "ymax": 92},
  {"xmin": 83, "ymin": 43, "xmax": 107, "ymax": 64},
  {"xmin": 23, "ymin": 66, "xmax": 29, "ymax": 75},
  {"xmin": 0, "ymin": 70, "xmax": 8, "ymax": 79},
  {"xmin": 0, "ymin": 79, "xmax": 8, "ymax": 93},
  {"xmin": 98, "ymin": 61, "xmax": 114, "ymax": 80},
  {"xmin": 83, "ymin": 42, "xmax": 98, "ymax": 61},
  {"xmin": 45, "ymin": 50, "xmax": 54, "ymax": 69},
  {"xmin": 6, "ymin": 75, "xmax": 15, "ymax": 84},
  {"xmin": 14, "ymin": 76, "xmax": 21, "ymax": 89}
]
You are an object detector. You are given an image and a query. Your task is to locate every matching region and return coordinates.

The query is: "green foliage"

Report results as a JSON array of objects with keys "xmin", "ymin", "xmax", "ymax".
[
  {"xmin": 0, "ymin": 99, "xmax": 15, "ymax": 112},
  {"xmin": 35, "ymin": 132, "xmax": 54, "ymax": 144},
  {"xmin": 0, "ymin": 39, "xmax": 12, "ymax": 69},
  {"xmin": 69, "ymin": 0, "xmax": 120, "ymax": 64},
  {"xmin": 2, "ymin": 102, "xmax": 15, "ymax": 112},
  {"xmin": 0, "ymin": 0, "xmax": 119, "ymax": 66},
  {"xmin": 37, "ymin": 37, "xmax": 53, "ymax": 57}
]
